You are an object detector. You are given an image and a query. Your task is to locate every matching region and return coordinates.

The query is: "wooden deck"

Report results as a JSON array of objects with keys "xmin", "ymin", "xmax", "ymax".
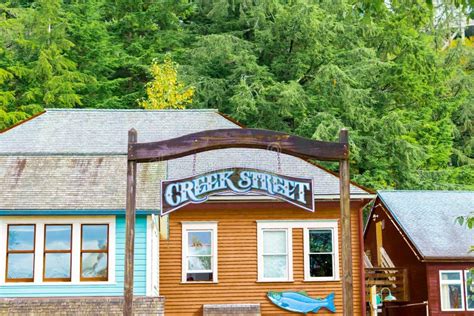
[{"xmin": 365, "ymin": 267, "xmax": 410, "ymax": 302}]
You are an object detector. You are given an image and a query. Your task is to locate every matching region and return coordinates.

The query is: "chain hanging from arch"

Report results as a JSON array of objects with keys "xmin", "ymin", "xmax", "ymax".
[
  {"xmin": 192, "ymin": 153, "xmax": 197, "ymax": 175},
  {"xmin": 277, "ymin": 150, "xmax": 282, "ymax": 173}
]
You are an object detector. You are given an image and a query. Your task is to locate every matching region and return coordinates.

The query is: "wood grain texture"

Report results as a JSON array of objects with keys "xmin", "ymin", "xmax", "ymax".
[
  {"xmin": 124, "ymin": 128, "xmax": 137, "ymax": 316},
  {"xmin": 339, "ymin": 129, "xmax": 353, "ymax": 316},
  {"xmin": 159, "ymin": 201, "xmax": 363, "ymax": 315},
  {"xmin": 128, "ymin": 128, "xmax": 348, "ymax": 162}
]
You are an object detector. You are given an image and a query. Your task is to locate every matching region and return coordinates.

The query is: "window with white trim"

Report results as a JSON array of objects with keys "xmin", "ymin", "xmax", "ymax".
[
  {"xmin": 440, "ymin": 271, "xmax": 464, "ymax": 311},
  {"xmin": 0, "ymin": 217, "xmax": 115, "ymax": 285},
  {"xmin": 181, "ymin": 222, "xmax": 217, "ymax": 283},
  {"xmin": 304, "ymin": 228, "xmax": 337, "ymax": 280},
  {"xmin": 257, "ymin": 223, "xmax": 293, "ymax": 282},
  {"xmin": 260, "ymin": 229, "xmax": 291, "ymax": 281}
]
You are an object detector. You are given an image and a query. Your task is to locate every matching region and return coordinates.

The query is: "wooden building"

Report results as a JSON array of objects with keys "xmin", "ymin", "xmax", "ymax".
[
  {"xmin": 0, "ymin": 109, "xmax": 373, "ymax": 315},
  {"xmin": 364, "ymin": 191, "xmax": 474, "ymax": 316}
]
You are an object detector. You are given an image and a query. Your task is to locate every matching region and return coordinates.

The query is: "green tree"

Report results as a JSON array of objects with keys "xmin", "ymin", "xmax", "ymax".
[
  {"xmin": 0, "ymin": 0, "xmax": 88, "ymax": 129},
  {"xmin": 0, "ymin": 0, "xmax": 471, "ymax": 192}
]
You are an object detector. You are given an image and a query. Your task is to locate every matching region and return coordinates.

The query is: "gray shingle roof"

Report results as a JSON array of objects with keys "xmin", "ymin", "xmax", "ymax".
[
  {"xmin": 0, "ymin": 109, "xmax": 238, "ymax": 155},
  {"xmin": 168, "ymin": 149, "xmax": 368, "ymax": 195},
  {"xmin": 378, "ymin": 190, "xmax": 474, "ymax": 259},
  {"xmin": 0, "ymin": 109, "xmax": 371, "ymax": 210},
  {"xmin": 0, "ymin": 156, "xmax": 165, "ymax": 210}
]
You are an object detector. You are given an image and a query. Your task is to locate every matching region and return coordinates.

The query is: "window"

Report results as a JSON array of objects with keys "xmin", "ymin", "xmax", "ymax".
[
  {"xmin": 182, "ymin": 222, "xmax": 217, "ymax": 283},
  {"xmin": 0, "ymin": 217, "xmax": 115, "ymax": 285},
  {"xmin": 43, "ymin": 225, "xmax": 72, "ymax": 281},
  {"xmin": 440, "ymin": 271, "xmax": 464, "ymax": 311},
  {"xmin": 304, "ymin": 228, "xmax": 337, "ymax": 281},
  {"xmin": 466, "ymin": 270, "xmax": 474, "ymax": 311},
  {"xmin": 259, "ymin": 229, "xmax": 291, "ymax": 281},
  {"xmin": 257, "ymin": 221, "xmax": 338, "ymax": 283},
  {"xmin": 6, "ymin": 225, "xmax": 35, "ymax": 282},
  {"xmin": 81, "ymin": 224, "xmax": 109, "ymax": 281}
]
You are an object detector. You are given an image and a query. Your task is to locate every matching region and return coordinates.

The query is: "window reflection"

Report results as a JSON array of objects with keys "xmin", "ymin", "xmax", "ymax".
[
  {"xmin": 44, "ymin": 225, "xmax": 72, "ymax": 281},
  {"xmin": 6, "ymin": 225, "xmax": 35, "ymax": 282},
  {"xmin": 81, "ymin": 224, "xmax": 108, "ymax": 281}
]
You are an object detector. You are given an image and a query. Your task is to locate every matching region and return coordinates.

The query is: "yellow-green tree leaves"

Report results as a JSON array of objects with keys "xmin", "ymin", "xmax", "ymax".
[{"xmin": 140, "ymin": 57, "xmax": 194, "ymax": 110}]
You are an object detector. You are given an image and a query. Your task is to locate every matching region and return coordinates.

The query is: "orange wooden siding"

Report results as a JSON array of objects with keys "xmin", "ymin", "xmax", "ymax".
[{"xmin": 159, "ymin": 201, "xmax": 364, "ymax": 315}]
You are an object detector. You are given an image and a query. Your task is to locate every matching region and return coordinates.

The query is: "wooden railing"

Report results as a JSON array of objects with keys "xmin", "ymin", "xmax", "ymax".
[{"xmin": 365, "ymin": 268, "xmax": 410, "ymax": 302}]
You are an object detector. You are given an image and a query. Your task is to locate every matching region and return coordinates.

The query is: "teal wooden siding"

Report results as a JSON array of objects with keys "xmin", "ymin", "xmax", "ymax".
[{"xmin": 0, "ymin": 215, "xmax": 148, "ymax": 297}]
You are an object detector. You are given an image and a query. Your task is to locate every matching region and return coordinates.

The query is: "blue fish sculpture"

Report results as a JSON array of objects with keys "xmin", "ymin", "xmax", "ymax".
[{"xmin": 267, "ymin": 291, "xmax": 336, "ymax": 314}]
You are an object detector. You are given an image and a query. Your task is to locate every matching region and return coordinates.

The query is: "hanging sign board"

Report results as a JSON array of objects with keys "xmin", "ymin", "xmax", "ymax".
[{"xmin": 160, "ymin": 168, "xmax": 314, "ymax": 215}]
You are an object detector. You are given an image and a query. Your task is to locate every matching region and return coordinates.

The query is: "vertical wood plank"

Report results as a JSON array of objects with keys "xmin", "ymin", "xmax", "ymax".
[
  {"xmin": 339, "ymin": 128, "xmax": 353, "ymax": 316},
  {"xmin": 376, "ymin": 221, "xmax": 383, "ymax": 266},
  {"xmin": 124, "ymin": 128, "xmax": 138, "ymax": 316},
  {"xmin": 403, "ymin": 268, "xmax": 409, "ymax": 301}
]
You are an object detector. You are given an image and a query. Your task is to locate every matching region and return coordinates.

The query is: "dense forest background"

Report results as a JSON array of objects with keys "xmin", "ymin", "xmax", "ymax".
[{"xmin": 0, "ymin": 0, "xmax": 472, "ymax": 191}]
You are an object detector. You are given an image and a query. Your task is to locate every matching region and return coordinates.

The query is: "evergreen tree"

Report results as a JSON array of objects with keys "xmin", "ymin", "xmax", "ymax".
[{"xmin": 0, "ymin": 0, "xmax": 471, "ymax": 190}]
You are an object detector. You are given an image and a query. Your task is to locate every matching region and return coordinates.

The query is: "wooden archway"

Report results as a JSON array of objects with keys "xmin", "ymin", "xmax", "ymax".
[{"xmin": 124, "ymin": 128, "xmax": 353, "ymax": 316}]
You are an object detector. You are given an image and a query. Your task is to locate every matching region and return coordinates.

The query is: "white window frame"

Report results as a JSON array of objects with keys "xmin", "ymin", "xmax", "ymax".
[
  {"xmin": 465, "ymin": 270, "xmax": 474, "ymax": 311},
  {"xmin": 303, "ymin": 223, "xmax": 339, "ymax": 281},
  {"xmin": 146, "ymin": 215, "xmax": 159, "ymax": 297},
  {"xmin": 439, "ymin": 270, "xmax": 465, "ymax": 312},
  {"xmin": 181, "ymin": 222, "xmax": 218, "ymax": 283},
  {"xmin": 258, "ymin": 227, "xmax": 293, "ymax": 282},
  {"xmin": 257, "ymin": 220, "xmax": 338, "ymax": 283},
  {"xmin": 0, "ymin": 216, "xmax": 116, "ymax": 285}
]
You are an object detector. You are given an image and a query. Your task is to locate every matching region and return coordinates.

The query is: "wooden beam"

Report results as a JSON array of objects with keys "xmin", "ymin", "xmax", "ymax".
[
  {"xmin": 124, "ymin": 128, "xmax": 137, "ymax": 316},
  {"xmin": 339, "ymin": 128, "xmax": 353, "ymax": 316},
  {"xmin": 128, "ymin": 128, "xmax": 348, "ymax": 163}
]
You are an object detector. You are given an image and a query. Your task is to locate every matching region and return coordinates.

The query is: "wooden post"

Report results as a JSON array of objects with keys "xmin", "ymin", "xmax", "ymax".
[
  {"xmin": 339, "ymin": 128, "xmax": 353, "ymax": 316},
  {"xmin": 124, "ymin": 128, "xmax": 137, "ymax": 316},
  {"xmin": 370, "ymin": 285, "xmax": 378, "ymax": 316}
]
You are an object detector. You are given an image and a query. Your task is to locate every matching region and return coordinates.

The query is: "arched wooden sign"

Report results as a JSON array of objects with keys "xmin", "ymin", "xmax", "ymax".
[
  {"xmin": 160, "ymin": 168, "xmax": 315, "ymax": 215},
  {"xmin": 124, "ymin": 127, "xmax": 353, "ymax": 316}
]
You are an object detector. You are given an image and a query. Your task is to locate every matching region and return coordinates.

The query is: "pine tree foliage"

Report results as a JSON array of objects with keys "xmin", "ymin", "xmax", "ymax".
[{"xmin": 0, "ymin": 0, "xmax": 472, "ymax": 191}]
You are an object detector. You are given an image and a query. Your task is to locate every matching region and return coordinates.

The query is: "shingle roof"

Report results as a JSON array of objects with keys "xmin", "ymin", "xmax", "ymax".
[
  {"xmin": 0, "ymin": 109, "xmax": 237, "ymax": 155},
  {"xmin": 168, "ymin": 149, "xmax": 368, "ymax": 196},
  {"xmin": 378, "ymin": 190, "xmax": 474, "ymax": 259},
  {"xmin": 0, "ymin": 109, "xmax": 371, "ymax": 210},
  {"xmin": 0, "ymin": 156, "xmax": 164, "ymax": 210}
]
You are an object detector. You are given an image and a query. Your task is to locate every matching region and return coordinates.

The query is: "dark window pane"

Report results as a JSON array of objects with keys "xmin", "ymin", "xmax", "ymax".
[
  {"xmin": 309, "ymin": 254, "xmax": 333, "ymax": 277},
  {"xmin": 7, "ymin": 253, "xmax": 34, "ymax": 279},
  {"xmin": 82, "ymin": 225, "xmax": 108, "ymax": 250},
  {"xmin": 8, "ymin": 225, "xmax": 35, "ymax": 251},
  {"xmin": 82, "ymin": 253, "xmax": 108, "ymax": 278},
  {"xmin": 45, "ymin": 253, "xmax": 71, "ymax": 279},
  {"xmin": 309, "ymin": 230, "xmax": 332, "ymax": 253},
  {"xmin": 448, "ymin": 284, "xmax": 462, "ymax": 309},
  {"xmin": 186, "ymin": 273, "xmax": 213, "ymax": 282},
  {"xmin": 45, "ymin": 225, "xmax": 71, "ymax": 250}
]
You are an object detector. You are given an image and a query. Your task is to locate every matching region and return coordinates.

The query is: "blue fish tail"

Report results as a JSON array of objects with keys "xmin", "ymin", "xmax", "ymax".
[{"xmin": 324, "ymin": 292, "xmax": 336, "ymax": 313}]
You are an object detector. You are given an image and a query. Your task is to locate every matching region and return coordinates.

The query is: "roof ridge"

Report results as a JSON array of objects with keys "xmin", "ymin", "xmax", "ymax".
[{"xmin": 45, "ymin": 108, "xmax": 219, "ymax": 113}]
